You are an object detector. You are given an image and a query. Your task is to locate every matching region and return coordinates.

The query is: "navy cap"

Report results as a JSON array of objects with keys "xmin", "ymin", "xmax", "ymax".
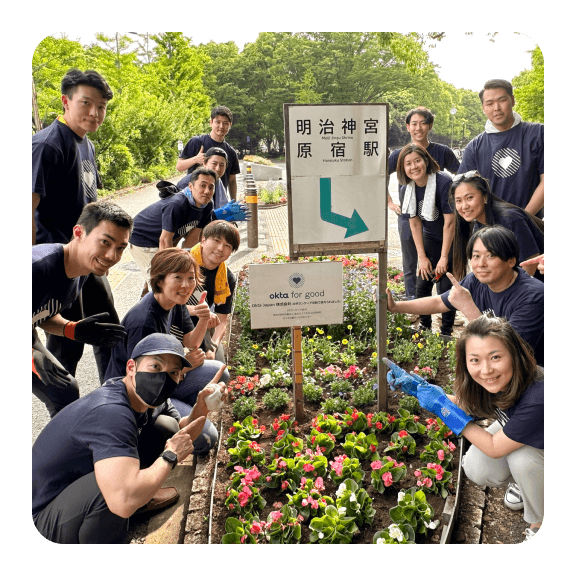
[
  {"xmin": 131, "ymin": 333, "xmax": 192, "ymax": 368},
  {"xmin": 205, "ymin": 147, "xmax": 228, "ymax": 162}
]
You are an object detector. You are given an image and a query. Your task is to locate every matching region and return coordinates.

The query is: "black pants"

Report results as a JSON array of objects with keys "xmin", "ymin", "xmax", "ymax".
[
  {"xmin": 46, "ymin": 274, "xmax": 119, "ymax": 382},
  {"xmin": 32, "ymin": 329, "xmax": 79, "ymax": 418},
  {"xmin": 415, "ymin": 235, "xmax": 456, "ymax": 335},
  {"xmin": 33, "ymin": 416, "xmax": 178, "ymax": 544}
]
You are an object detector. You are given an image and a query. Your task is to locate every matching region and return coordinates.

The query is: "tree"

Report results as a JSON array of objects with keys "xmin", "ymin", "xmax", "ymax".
[{"xmin": 512, "ymin": 46, "xmax": 544, "ymax": 123}]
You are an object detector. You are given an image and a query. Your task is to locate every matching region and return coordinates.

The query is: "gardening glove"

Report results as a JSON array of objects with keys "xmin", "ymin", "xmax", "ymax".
[
  {"xmin": 415, "ymin": 383, "xmax": 473, "ymax": 436},
  {"xmin": 64, "ymin": 313, "xmax": 127, "ymax": 347},
  {"xmin": 381, "ymin": 358, "xmax": 419, "ymax": 397},
  {"xmin": 214, "ymin": 201, "xmax": 251, "ymax": 222},
  {"xmin": 157, "ymin": 180, "xmax": 179, "ymax": 198},
  {"xmin": 32, "ymin": 349, "xmax": 76, "ymax": 390}
]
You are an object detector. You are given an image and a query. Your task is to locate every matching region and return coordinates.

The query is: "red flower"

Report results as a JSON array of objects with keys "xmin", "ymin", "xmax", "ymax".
[
  {"xmin": 237, "ymin": 376, "xmax": 247, "ymax": 384},
  {"xmin": 376, "ymin": 422, "xmax": 383, "ymax": 430},
  {"xmin": 398, "ymin": 430, "xmax": 408, "ymax": 438}
]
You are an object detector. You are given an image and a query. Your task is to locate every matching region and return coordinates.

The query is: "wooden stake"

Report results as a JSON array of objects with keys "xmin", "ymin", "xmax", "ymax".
[{"xmin": 291, "ymin": 326, "xmax": 305, "ymax": 422}]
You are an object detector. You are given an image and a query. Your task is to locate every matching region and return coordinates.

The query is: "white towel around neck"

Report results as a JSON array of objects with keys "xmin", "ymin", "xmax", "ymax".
[
  {"xmin": 484, "ymin": 111, "xmax": 522, "ymax": 134},
  {"xmin": 402, "ymin": 173, "xmax": 437, "ymax": 221}
]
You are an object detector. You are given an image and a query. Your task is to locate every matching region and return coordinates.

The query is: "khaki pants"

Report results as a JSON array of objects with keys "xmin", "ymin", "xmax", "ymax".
[{"xmin": 129, "ymin": 244, "xmax": 159, "ymax": 288}]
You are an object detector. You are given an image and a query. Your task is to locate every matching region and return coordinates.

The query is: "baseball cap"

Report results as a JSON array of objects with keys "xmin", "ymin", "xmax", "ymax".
[
  {"xmin": 131, "ymin": 333, "xmax": 192, "ymax": 368},
  {"xmin": 205, "ymin": 147, "xmax": 228, "ymax": 162}
]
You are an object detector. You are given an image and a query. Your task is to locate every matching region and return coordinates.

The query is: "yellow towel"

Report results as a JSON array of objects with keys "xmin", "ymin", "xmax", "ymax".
[{"xmin": 190, "ymin": 243, "xmax": 230, "ymax": 306}]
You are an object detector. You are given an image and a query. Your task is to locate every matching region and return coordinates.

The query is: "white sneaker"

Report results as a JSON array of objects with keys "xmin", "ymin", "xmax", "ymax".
[
  {"xmin": 523, "ymin": 527, "xmax": 539, "ymax": 541},
  {"xmin": 504, "ymin": 482, "xmax": 524, "ymax": 511}
]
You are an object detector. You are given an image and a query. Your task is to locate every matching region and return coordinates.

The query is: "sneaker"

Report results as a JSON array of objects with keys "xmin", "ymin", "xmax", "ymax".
[
  {"xmin": 523, "ymin": 527, "xmax": 540, "ymax": 541},
  {"xmin": 504, "ymin": 482, "xmax": 524, "ymax": 511},
  {"xmin": 439, "ymin": 333, "xmax": 453, "ymax": 343}
]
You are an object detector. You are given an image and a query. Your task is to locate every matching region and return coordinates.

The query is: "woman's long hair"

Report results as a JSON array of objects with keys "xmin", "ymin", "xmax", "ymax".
[
  {"xmin": 453, "ymin": 315, "xmax": 542, "ymax": 419},
  {"xmin": 448, "ymin": 173, "xmax": 544, "ymax": 280}
]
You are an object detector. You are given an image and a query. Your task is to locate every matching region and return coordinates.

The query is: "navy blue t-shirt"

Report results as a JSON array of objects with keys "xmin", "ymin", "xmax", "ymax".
[
  {"xmin": 105, "ymin": 292, "xmax": 195, "ymax": 380},
  {"xmin": 32, "ymin": 118, "xmax": 100, "ymax": 244},
  {"xmin": 129, "ymin": 194, "xmax": 214, "ymax": 248},
  {"xmin": 459, "ymin": 122, "xmax": 544, "ymax": 218},
  {"xmin": 495, "ymin": 379, "xmax": 544, "ymax": 449},
  {"xmin": 440, "ymin": 268, "xmax": 544, "ymax": 365},
  {"xmin": 180, "ymin": 134, "xmax": 240, "ymax": 191},
  {"xmin": 32, "ymin": 377, "xmax": 145, "ymax": 518},
  {"xmin": 389, "ymin": 142, "xmax": 460, "ymax": 204},
  {"xmin": 473, "ymin": 207, "xmax": 544, "ymax": 264},
  {"xmin": 32, "ymin": 244, "xmax": 87, "ymax": 329},
  {"xmin": 401, "ymin": 171, "xmax": 453, "ymax": 242}
]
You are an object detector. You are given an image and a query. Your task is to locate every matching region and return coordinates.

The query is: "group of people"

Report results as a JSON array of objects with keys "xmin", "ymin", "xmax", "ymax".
[
  {"xmin": 32, "ymin": 69, "xmax": 245, "ymax": 543},
  {"xmin": 385, "ymin": 79, "xmax": 544, "ymax": 541},
  {"xmin": 31, "ymin": 68, "xmax": 544, "ymax": 544}
]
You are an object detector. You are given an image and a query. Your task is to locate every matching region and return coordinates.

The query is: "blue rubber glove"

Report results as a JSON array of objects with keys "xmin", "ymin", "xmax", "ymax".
[
  {"xmin": 381, "ymin": 358, "xmax": 419, "ymax": 397},
  {"xmin": 415, "ymin": 384, "xmax": 473, "ymax": 436},
  {"xmin": 214, "ymin": 201, "xmax": 251, "ymax": 222}
]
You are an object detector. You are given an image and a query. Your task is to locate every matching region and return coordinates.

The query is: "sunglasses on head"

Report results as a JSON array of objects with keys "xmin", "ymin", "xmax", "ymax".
[{"xmin": 453, "ymin": 170, "xmax": 481, "ymax": 183}]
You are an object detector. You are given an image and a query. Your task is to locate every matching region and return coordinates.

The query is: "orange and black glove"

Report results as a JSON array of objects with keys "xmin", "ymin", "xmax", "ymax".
[{"xmin": 64, "ymin": 312, "xmax": 127, "ymax": 347}]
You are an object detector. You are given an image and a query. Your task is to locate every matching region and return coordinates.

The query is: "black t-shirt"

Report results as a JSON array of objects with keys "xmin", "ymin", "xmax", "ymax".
[
  {"xmin": 130, "ymin": 194, "xmax": 214, "ymax": 248},
  {"xmin": 32, "ymin": 118, "xmax": 100, "ymax": 244},
  {"xmin": 180, "ymin": 134, "xmax": 240, "ymax": 190},
  {"xmin": 186, "ymin": 265, "xmax": 236, "ymax": 315},
  {"xmin": 32, "ymin": 243, "xmax": 87, "ymax": 329}
]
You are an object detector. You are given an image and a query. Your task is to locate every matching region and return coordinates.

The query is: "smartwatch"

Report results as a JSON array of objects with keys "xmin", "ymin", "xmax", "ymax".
[{"xmin": 161, "ymin": 450, "xmax": 178, "ymax": 469}]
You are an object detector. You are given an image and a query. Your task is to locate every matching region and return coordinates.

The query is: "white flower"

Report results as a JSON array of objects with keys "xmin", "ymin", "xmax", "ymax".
[
  {"xmin": 336, "ymin": 483, "xmax": 346, "ymax": 497},
  {"xmin": 260, "ymin": 374, "xmax": 271, "ymax": 386},
  {"xmin": 388, "ymin": 524, "xmax": 404, "ymax": 542},
  {"xmin": 424, "ymin": 519, "xmax": 439, "ymax": 530},
  {"xmin": 397, "ymin": 491, "xmax": 405, "ymax": 502},
  {"xmin": 376, "ymin": 538, "xmax": 385, "ymax": 544},
  {"xmin": 318, "ymin": 532, "xmax": 324, "ymax": 539},
  {"xmin": 338, "ymin": 507, "xmax": 347, "ymax": 516},
  {"xmin": 349, "ymin": 493, "xmax": 357, "ymax": 502}
]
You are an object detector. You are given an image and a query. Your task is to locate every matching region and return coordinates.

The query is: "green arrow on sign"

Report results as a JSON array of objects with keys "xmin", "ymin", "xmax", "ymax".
[{"xmin": 319, "ymin": 177, "xmax": 369, "ymax": 238}]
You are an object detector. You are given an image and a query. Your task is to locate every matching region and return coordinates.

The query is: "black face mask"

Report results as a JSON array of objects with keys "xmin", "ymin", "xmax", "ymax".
[{"xmin": 135, "ymin": 371, "xmax": 178, "ymax": 407}]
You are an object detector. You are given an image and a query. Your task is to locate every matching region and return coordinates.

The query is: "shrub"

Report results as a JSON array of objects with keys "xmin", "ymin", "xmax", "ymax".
[
  {"xmin": 244, "ymin": 155, "xmax": 274, "ymax": 166},
  {"xmin": 321, "ymin": 397, "xmax": 350, "ymax": 415},
  {"xmin": 351, "ymin": 384, "xmax": 376, "ymax": 407},
  {"xmin": 399, "ymin": 395, "xmax": 421, "ymax": 415},
  {"xmin": 263, "ymin": 388, "xmax": 291, "ymax": 411},
  {"xmin": 330, "ymin": 379, "xmax": 353, "ymax": 398},
  {"xmin": 232, "ymin": 396, "xmax": 257, "ymax": 420},
  {"xmin": 303, "ymin": 382, "xmax": 323, "ymax": 403},
  {"xmin": 391, "ymin": 339, "xmax": 418, "ymax": 363}
]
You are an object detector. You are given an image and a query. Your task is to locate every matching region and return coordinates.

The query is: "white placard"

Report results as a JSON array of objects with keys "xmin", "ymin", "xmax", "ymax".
[
  {"xmin": 286, "ymin": 104, "xmax": 388, "ymax": 246},
  {"xmin": 249, "ymin": 261, "xmax": 343, "ymax": 329}
]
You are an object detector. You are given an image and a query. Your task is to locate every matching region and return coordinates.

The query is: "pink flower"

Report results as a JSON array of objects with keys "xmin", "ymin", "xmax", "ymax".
[
  {"xmin": 315, "ymin": 477, "xmax": 324, "ymax": 490},
  {"xmin": 423, "ymin": 478, "xmax": 433, "ymax": 488},
  {"xmin": 266, "ymin": 476, "xmax": 272, "ymax": 482},
  {"xmin": 303, "ymin": 463, "xmax": 315, "ymax": 472},
  {"xmin": 252, "ymin": 418, "xmax": 258, "ymax": 427},
  {"xmin": 310, "ymin": 499, "xmax": 319, "ymax": 509},
  {"xmin": 240, "ymin": 534, "xmax": 246, "ymax": 543},
  {"xmin": 270, "ymin": 511, "xmax": 283, "ymax": 522},
  {"xmin": 382, "ymin": 472, "xmax": 393, "ymax": 487},
  {"xmin": 302, "ymin": 498, "xmax": 309, "ymax": 506},
  {"xmin": 298, "ymin": 515, "xmax": 304, "ymax": 522},
  {"xmin": 414, "ymin": 470, "xmax": 422, "ymax": 477},
  {"xmin": 273, "ymin": 501, "xmax": 283, "ymax": 509},
  {"xmin": 278, "ymin": 460, "xmax": 287, "ymax": 468},
  {"xmin": 250, "ymin": 522, "xmax": 261, "ymax": 534},
  {"xmin": 281, "ymin": 480, "xmax": 289, "ymax": 490},
  {"xmin": 371, "ymin": 460, "xmax": 382, "ymax": 470},
  {"xmin": 436, "ymin": 473, "xmax": 443, "ymax": 481},
  {"xmin": 448, "ymin": 441, "xmax": 456, "ymax": 452},
  {"xmin": 437, "ymin": 450, "xmax": 445, "ymax": 461}
]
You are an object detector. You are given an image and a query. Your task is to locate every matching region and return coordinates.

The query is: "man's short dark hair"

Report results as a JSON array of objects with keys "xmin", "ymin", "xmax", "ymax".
[
  {"xmin": 479, "ymin": 79, "xmax": 514, "ymax": 103},
  {"xmin": 202, "ymin": 220, "xmax": 241, "ymax": 253},
  {"xmin": 405, "ymin": 106, "xmax": 435, "ymax": 126},
  {"xmin": 189, "ymin": 167, "xmax": 218, "ymax": 187},
  {"xmin": 211, "ymin": 106, "xmax": 233, "ymax": 124},
  {"xmin": 75, "ymin": 200, "xmax": 133, "ymax": 237},
  {"xmin": 466, "ymin": 225, "xmax": 519, "ymax": 269},
  {"xmin": 61, "ymin": 69, "xmax": 114, "ymax": 103}
]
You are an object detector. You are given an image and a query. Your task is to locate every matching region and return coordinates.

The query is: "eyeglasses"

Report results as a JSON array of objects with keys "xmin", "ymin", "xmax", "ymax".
[{"xmin": 453, "ymin": 170, "xmax": 481, "ymax": 183}]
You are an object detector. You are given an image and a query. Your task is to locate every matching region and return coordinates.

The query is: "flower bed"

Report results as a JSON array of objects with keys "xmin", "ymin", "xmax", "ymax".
[{"xmin": 210, "ymin": 255, "xmax": 461, "ymax": 544}]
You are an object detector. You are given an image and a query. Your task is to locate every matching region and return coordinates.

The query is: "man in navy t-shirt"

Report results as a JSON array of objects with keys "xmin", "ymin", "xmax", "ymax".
[
  {"xmin": 129, "ymin": 167, "xmax": 217, "ymax": 295},
  {"xmin": 388, "ymin": 107, "xmax": 460, "ymax": 299},
  {"xmin": 459, "ymin": 79, "xmax": 544, "ymax": 218},
  {"xmin": 32, "ymin": 201, "xmax": 132, "ymax": 417},
  {"xmin": 32, "ymin": 69, "xmax": 123, "ymax": 382},
  {"xmin": 386, "ymin": 225, "xmax": 544, "ymax": 365},
  {"xmin": 32, "ymin": 333, "xmax": 226, "ymax": 544},
  {"xmin": 176, "ymin": 106, "xmax": 241, "ymax": 200}
]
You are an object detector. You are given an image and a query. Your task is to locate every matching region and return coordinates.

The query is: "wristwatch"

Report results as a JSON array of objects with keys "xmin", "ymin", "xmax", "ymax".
[{"xmin": 161, "ymin": 450, "xmax": 178, "ymax": 469}]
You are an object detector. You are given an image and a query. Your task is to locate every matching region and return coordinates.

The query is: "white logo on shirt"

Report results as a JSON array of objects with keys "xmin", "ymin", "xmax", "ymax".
[{"xmin": 492, "ymin": 148, "xmax": 521, "ymax": 178}]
